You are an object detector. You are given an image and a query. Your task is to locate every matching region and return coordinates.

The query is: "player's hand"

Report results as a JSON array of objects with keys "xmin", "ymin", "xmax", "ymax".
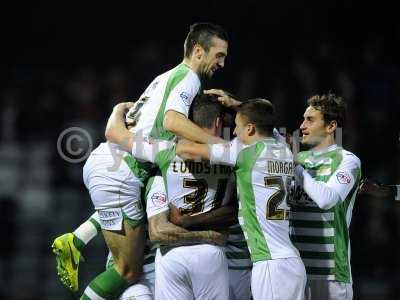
[
  {"xmin": 169, "ymin": 204, "xmax": 190, "ymax": 228},
  {"xmin": 208, "ymin": 230, "xmax": 227, "ymax": 246},
  {"xmin": 113, "ymin": 102, "xmax": 135, "ymax": 113},
  {"xmin": 358, "ymin": 178, "xmax": 393, "ymax": 197},
  {"xmin": 204, "ymin": 89, "xmax": 241, "ymax": 108}
]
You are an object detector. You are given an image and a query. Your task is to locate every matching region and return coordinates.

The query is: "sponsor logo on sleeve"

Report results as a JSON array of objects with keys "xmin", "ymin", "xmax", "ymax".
[
  {"xmin": 180, "ymin": 92, "xmax": 191, "ymax": 106},
  {"xmin": 151, "ymin": 192, "xmax": 167, "ymax": 207},
  {"xmin": 336, "ymin": 171, "xmax": 351, "ymax": 184}
]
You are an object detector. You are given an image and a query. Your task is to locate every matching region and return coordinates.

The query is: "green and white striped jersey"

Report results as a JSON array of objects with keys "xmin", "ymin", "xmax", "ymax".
[
  {"xmin": 289, "ymin": 144, "xmax": 361, "ymax": 282},
  {"xmin": 209, "ymin": 138, "xmax": 300, "ymax": 262},
  {"xmin": 127, "ymin": 63, "xmax": 201, "ymax": 141}
]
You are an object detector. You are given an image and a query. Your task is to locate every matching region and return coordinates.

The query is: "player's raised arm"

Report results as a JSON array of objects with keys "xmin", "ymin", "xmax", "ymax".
[
  {"xmin": 204, "ymin": 89, "xmax": 242, "ymax": 109},
  {"xmin": 105, "ymin": 102, "xmax": 135, "ymax": 152},
  {"xmin": 175, "ymin": 139, "xmax": 210, "ymax": 161},
  {"xmin": 176, "ymin": 136, "xmax": 242, "ymax": 166},
  {"xmin": 164, "ymin": 110, "xmax": 224, "ymax": 144}
]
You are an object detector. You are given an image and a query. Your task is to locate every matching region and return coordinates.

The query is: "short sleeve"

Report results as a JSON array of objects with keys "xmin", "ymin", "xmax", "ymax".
[
  {"xmin": 326, "ymin": 152, "xmax": 361, "ymax": 202},
  {"xmin": 164, "ymin": 71, "xmax": 200, "ymax": 117},
  {"xmin": 146, "ymin": 176, "xmax": 169, "ymax": 219},
  {"xmin": 132, "ymin": 137, "xmax": 174, "ymax": 163},
  {"xmin": 209, "ymin": 138, "xmax": 244, "ymax": 166}
]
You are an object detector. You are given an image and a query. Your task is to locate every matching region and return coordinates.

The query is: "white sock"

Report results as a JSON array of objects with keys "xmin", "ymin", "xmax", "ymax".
[{"xmin": 73, "ymin": 212, "xmax": 99, "ymax": 245}]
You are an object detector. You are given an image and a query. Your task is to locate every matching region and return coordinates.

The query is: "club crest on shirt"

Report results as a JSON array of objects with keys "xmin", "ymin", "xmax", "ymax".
[
  {"xmin": 180, "ymin": 92, "xmax": 191, "ymax": 106},
  {"xmin": 336, "ymin": 171, "xmax": 351, "ymax": 184},
  {"xmin": 151, "ymin": 192, "xmax": 167, "ymax": 207}
]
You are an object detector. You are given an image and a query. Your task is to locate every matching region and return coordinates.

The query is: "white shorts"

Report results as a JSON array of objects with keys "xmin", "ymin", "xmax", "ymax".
[
  {"xmin": 119, "ymin": 282, "xmax": 153, "ymax": 300},
  {"xmin": 305, "ymin": 280, "xmax": 353, "ymax": 300},
  {"xmin": 228, "ymin": 268, "xmax": 251, "ymax": 300},
  {"xmin": 251, "ymin": 257, "xmax": 306, "ymax": 300},
  {"xmin": 155, "ymin": 244, "xmax": 229, "ymax": 300},
  {"xmin": 83, "ymin": 143, "xmax": 145, "ymax": 230}
]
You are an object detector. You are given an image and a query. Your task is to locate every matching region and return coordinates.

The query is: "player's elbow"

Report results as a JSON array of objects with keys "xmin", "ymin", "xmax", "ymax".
[
  {"xmin": 163, "ymin": 111, "xmax": 179, "ymax": 133},
  {"xmin": 163, "ymin": 112, "xmax": 174, "ymax": 131},
  {"xmin": 105, "ymin": 127, "xmax": 117, "ymax": 143},
  {"xmin": 316, "ymin": 193, "xmax": 340, "ymax": 210}
]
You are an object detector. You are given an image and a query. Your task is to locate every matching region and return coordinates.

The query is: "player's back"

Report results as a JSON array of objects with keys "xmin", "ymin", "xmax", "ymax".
[
  {"xmin": 159, "ymin": 149, "xmax": 232, "ymax": 215},
  {"xmin": 129, "ymin": 63, "xmax": 201, "ymax": 140},
  {"xmin": 235, "ymin": 138, "xmax": 300, "ymax": 262}
]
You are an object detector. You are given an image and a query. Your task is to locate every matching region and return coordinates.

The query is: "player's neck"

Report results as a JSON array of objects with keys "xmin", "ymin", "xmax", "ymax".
[
  {"xmin": 182, "ymin": 58, "xmax": 201, "ymax": 76},
  {"xmin": 246, "ymin": 133, "xmax": 271, "ymax": 145},
  {"xmin": 312, "ymin": 135, "xmax": 336, "ymax": 152}
]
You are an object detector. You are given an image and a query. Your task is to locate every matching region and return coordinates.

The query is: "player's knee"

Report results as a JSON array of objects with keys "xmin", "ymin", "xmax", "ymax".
[{"xmin": 116, "ymin": 263, "xmax": 142, "ymax": 283}]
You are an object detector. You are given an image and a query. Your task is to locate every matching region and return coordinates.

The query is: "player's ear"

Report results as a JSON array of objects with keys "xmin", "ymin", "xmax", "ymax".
[
  {"xmin": 215, "ymin": 116, "xmax": 223, "ymax": 129},
  {"xmin": 247, "ymin": 123, "xmax": 256, "ymax": 136},
  {"xmin": 326, "ymin": 120, "xmax": 337, "ymax": 134},
  {"xmin": 193, "ymin": 43, "xmax": 204, "ymax": 60}
]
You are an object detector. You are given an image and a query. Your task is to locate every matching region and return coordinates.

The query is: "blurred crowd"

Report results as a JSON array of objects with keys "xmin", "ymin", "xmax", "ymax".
[{"xmin": 0, "ymin": 32, "xmax": 399, "ymax": 299}]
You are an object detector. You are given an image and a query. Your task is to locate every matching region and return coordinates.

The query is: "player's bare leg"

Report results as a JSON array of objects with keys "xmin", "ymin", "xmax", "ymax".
[{"xmin": 80, "ymin": 219, "xmax": 146, "ymax": 300}]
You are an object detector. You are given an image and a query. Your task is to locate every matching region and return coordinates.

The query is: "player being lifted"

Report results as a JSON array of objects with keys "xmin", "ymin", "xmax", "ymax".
[
  {"xmin": 52, "ymin": 22, "xmax": 228, "ymax": 299},
  {"xmin": 175, "ymin": 99, "xmax": 307, "ymax": 300},
  {"xmin": 290, "ymin": 93, "xmax": 361, "ymax": 300},
  {"xmin": 106, "ymin": 94, "xmax": 251, "ymax": 300}
]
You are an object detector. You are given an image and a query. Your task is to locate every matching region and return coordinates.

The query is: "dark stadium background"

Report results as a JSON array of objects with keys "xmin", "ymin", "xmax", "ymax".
[{"xmin": 0, "ymin": 2, "xmax": 399, "ymax": 299}]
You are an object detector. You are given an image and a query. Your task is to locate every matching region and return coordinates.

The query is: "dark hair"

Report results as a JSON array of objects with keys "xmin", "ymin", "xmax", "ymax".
[
  {"xmin": 237, "ymin": 99, "xmax": 275, "ymax": 136},
  {"xmin": 184, "ymin": 22, "xmax": 229, "ymax": 58},
  {"xmin": 307, "ymin": 92, "xmax": 346, "ymax": 127},
  {"xmin": 190, "ymin": 93, "xmax": 223, "ymax": 129}
]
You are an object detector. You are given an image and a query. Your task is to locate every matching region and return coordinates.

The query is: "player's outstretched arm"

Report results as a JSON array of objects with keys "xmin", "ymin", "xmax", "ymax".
[
  {"xmin": 204, "ymin": 89, "xmax": 242, "ymax": 109},
  {"xmin": 105, "ymin": 102, "xmax": 135, "ymax": 152},
  {"xmin": 358, "ymin": 178, "xmax": 399, "ymax": 199},
  {"xmin": 164, "ymin": 110, "xmax": 224, "ymax": 144},
  {"xmin": 175, "ymin": 139, "xmax": 210, "ymax": 160},
  {"xmin": 148, "ymin": 211, "xmax": 225, "ymax": 246}
]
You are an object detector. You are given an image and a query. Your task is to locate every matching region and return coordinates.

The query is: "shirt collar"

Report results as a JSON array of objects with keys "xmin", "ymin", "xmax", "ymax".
[{"xmin": 311, "ymin": 144, "xmax": 338, "ymax": 156}]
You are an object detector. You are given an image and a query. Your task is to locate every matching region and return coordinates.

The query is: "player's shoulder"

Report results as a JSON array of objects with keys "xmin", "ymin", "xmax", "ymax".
[
  {"xmin": 181, "ymin": 67, "xmax": 201, "ymax": 88},
  {"xmin": 164, "ymin": 64, "xmax": 200, "ymax": 91},
  {"xmin": 263, "ymin": 139, "xmax": 292, "ymax": 157},
  {"xmin": 340, "ymin": 148, "xmax": 361, "ymax": 168}
]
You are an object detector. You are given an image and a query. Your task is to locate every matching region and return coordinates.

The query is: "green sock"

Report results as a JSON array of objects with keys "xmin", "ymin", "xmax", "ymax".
[
  {"xmin": 81, "ymin": 266, "xmax": 129, "ymax": 300},
  {"xmin": 72, "ymin": 236, "xmax": 86, "ymax": 252},
  {"xmin": 89, "ymin": 217, "xmax": 101, "ymax": 232}
]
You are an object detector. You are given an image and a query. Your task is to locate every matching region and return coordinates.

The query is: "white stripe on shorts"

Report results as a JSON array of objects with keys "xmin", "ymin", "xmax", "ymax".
[{"xmin": 83, "ymin": 286, "xmax": 106, "ymax": 300}]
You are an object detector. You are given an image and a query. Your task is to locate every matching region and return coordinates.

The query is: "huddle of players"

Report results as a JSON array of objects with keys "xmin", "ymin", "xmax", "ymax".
[{"xmin": 52, "ymin": 22, "xmax": 361, "ymax": 300}]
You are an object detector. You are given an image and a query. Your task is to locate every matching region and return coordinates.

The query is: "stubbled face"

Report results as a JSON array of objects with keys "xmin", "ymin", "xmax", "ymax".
[
  {"xmin": 199, "ymin": 36, "xmax": 228, "ymax": 78},
  {"xmin": 233, "ymin": 112, "xmax": 250, "ymax": 144},
  {"xmin": 300, "ymin": 106, "xmax": 329, "ymax": 146}
]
